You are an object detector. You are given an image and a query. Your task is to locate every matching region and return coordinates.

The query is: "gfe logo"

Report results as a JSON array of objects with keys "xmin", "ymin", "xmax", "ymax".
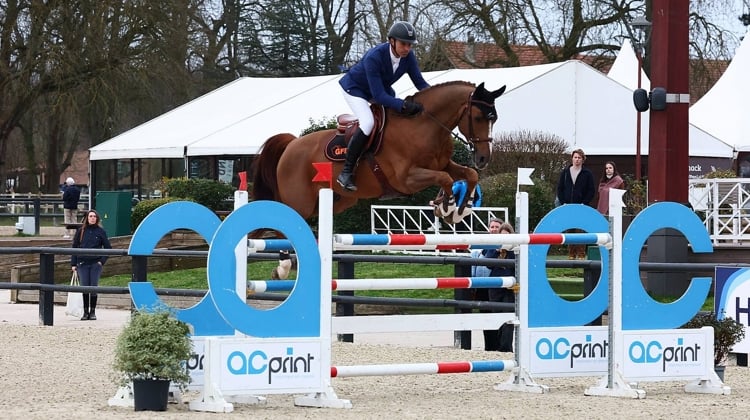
[
  {"xmin": 628, "ymin": 338, "xmax": 702, "ymax": 372},
  {"xmin": 227, "ymin": 347, "xmax": 315, "ymax": 384},
  {"xmin": 535, "ymin": 334, "xmax": 608, "ymax": 368}
]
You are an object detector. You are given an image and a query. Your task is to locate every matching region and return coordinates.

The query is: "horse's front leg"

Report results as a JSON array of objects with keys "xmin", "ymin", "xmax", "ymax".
[{"xmin": 443, "ymin": 161, "xmax": 480, "ymax": 218}]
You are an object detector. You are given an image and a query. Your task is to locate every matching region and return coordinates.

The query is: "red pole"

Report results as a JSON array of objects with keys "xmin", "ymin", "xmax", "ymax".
[
  {"xmin": 647, "ymin": 0, "xmax": 689, "ymax": 204},
  {"xmin": 636, "ymin": 52, "xmax": 643, "ymax": 181}
]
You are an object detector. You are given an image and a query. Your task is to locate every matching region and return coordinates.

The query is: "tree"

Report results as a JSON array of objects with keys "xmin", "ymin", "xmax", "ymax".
[{"xmin": 0, "ymin": 0, "xmax": 199, "ymax": 192}]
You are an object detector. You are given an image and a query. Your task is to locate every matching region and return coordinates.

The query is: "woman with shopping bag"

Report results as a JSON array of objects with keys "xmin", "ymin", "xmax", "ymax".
[{"xmin": 70, "ymin": 210, "xmax": 112, "ymax": 320}]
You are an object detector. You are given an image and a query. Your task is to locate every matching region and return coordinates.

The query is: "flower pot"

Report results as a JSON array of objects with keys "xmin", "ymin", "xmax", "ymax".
[
  {"xmin": 714, "ymin": 365, "xmax": 726, "ymax": 382},
  {"xmin": 133, "ymin": 378, "xmax": 170, "ymax": 411}
]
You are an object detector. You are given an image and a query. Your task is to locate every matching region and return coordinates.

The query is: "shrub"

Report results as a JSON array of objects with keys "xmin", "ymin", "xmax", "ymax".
[
  {"xmin": 487, "ymin": 130, "xmax": 569, "ymax": 183},
  {"xmin": 333, "ymin": 186, "xmax": 440, "ymax": 233},
  {"xmin": 112, "ymin": 309, "xmax": 193, "ymax": 389},
  {"xmin": 479, "ymin": 173, "xmax": 555, "ymax": 231},
  {"xmin": 682, "ymin": 311, "xmax": 745, "ymax": 366},
  {"xmin": 705, "ymin": 168, "xmax": 737, "ymax": 179},
  {"xmin": 165, "ymin": 178, "xmax": 235, "ymax": 211},
  {"xmin": 300, "ymin": 117, "xmax": 337, "ymax": 136},
  {"xmin": 131, "ymin": 197, "xmax": 179, "ymax": 231}
]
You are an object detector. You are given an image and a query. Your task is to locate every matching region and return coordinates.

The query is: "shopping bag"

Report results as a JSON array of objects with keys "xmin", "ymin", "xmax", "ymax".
[{"xmin": 65, "ymin": 272, "xmax": 84, "ymax": 318}]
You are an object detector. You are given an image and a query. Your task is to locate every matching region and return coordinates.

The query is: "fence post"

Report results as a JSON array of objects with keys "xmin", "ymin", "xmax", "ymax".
[
  {"xmin": 131, "ymin": 256, "xmax": 148, "ymax": 282},
  {"xmin": 33, "ymin": 197, "xmax": 41, "ymax": 236},
  {"xmin": 336, "ymin": 260, "xmax": 354, "ymax": 343},
  {"xmin": 454, "ymin": 263, "xmax": 472, "ymax": 349},
  {"xmin": 39, "ymin": 253, "xmax": 55, "ymax": 326}
]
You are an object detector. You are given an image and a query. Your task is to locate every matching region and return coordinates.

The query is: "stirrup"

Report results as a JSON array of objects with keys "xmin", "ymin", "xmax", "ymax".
[{"xmin": 337, "ymin": 174, "xmax": 357, "ymax": 191}]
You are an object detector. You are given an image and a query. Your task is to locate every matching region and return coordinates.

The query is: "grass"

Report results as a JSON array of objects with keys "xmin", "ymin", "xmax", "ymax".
[{"xmin": 101, "ymin": 260, "xmax": 588, "ymax": 301}]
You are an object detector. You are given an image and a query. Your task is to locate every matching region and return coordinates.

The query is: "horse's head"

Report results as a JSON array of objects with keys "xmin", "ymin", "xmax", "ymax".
[{"xmin": 458, "ymin": 82, "xmax": 506, "ymax": 169}]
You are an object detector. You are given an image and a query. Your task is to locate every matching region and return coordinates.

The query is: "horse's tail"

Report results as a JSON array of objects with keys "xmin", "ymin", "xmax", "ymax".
[{"xmin": 251, "ymin": 133, "xmax": 297, "ymax": 201}]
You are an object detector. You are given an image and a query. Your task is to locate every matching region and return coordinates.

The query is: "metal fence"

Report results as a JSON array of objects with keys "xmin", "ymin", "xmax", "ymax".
[
  {"xmin": 0, "ymin": 194, "xmax": 90, "ymax": 235},
  {"xmin": 688, "ymin": 178, "xmax": 750, "ymax": 246}
]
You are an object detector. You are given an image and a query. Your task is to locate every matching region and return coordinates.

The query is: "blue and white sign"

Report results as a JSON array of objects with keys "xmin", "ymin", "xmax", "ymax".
[{"xmin": 715, "ymin": 266, "xmax": 750, "ymax": 354}]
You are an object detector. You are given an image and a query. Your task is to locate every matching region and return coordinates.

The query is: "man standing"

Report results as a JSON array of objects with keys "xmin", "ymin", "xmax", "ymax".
[
  {"xmin": 62, "ymin": 177, "xmax": 81, "ymax": 239},
  {"xmin": 556, "ymin": 149, "xmax": 595, "ymax": 259}
]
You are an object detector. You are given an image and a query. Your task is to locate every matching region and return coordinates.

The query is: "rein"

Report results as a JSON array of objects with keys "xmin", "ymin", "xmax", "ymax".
[{"xmin": 423, "ymin": 91, "xmax": 494, "ymax": 153}]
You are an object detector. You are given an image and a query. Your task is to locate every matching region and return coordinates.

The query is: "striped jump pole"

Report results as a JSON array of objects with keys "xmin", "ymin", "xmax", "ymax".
[
  {"xmin": 331, "ymin": 359, "xmax": 516, "ymax": 378},
  {"xmin": 247, "ymin": 276, "xmax": 516, "ymax": 293},
  {"xmin": 333, "ymin": 233, "xmax": 611, "ymax": 249},
  {"xmin": 250, "ymin": 232, "xmax": 611, "ymax": 253},
  {"xmin": 247, "ymin": 238, "xmax": 503, "ymax": 252},
  {"xmin": 247, "ymin": 238, "xmax": 294, "ymax": 252}
]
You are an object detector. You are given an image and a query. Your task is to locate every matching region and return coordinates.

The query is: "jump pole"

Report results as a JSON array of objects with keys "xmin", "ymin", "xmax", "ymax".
[{"xmin": 247, "ymin": 276, "xmax": 516, "ymax": 293}]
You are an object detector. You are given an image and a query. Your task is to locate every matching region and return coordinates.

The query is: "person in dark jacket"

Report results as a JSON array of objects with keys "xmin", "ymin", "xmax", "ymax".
[
  {"xmin": 61, "ymin": 177, "xmax": 81, "ymax": 239},
  {"xmin": 71, "ymin": 210, "xmax": 111, "ymax": 320},
  {"xmin": 337, "ymin": 21, "xmax": 430, "ymax": 191},
  {"xmin": 556, "ymin": 148, "xmax": 595, "ymax": 259},
  {"xmin": 471, "ymin": 219, "xmax": 516, "ymax": 352}
]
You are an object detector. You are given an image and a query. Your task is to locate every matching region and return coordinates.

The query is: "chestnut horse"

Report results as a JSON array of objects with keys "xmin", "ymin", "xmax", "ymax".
[{"xmin": 252, "ymin": 81, "xmax": 506, "ymax": 223}]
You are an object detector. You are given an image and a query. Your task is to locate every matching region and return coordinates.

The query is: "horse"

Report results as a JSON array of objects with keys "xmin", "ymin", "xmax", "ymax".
[{"xmin": 251, "ymin": 81, "xmax": 506, "ymax": 224}]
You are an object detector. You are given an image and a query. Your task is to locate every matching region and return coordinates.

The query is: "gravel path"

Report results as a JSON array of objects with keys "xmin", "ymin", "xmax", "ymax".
[{"xmin": 1, "ymin": 318, "xmax": 749, "ymax": 419}]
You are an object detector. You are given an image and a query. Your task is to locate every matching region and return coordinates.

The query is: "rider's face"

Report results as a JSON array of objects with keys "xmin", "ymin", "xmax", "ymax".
[{"xmin": 391, "ymin": 40, "xmax": 413, "ymax": 58}]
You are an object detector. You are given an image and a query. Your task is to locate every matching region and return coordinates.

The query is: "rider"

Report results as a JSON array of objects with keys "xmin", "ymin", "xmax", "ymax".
[{"xmin": 337, "ymin": 21, "xmax": 430, "ymax": 191}]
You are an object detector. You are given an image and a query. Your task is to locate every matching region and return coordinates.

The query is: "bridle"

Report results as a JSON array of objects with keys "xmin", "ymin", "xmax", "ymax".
[{"xmin": 424, "ymin": 89, "xmax": 498, "ymax": 154}]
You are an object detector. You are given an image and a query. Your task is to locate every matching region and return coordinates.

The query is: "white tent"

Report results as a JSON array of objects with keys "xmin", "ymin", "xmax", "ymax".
[
  {"xmin": 690, "ymin": 30, "xmax": 750, "ymax": 152},
  {"xmin": 606, "ymin": 39, "xmax": 733, "ymax": 159},
  {"xmin": 90, "ymin": 51, "xmax": 734, "ymax": 162},
  {"xmin": 89, "ymin": 74, "xmax": 342, "ymax": 160}
]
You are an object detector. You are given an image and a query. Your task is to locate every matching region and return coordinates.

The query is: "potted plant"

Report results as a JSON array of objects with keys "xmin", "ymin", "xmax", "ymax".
[
  {"xmin": 112, "ymin": 308, "xmax": 193, "ymax": 411},
  {"xmin": 683, "ymin": 311, "xmax": 745, "ymax": 381}
]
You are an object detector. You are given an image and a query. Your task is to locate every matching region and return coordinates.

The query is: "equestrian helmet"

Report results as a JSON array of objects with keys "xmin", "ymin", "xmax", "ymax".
[{"xmin": 387, "ymin": 21, "xmax": 418, "ymax": 44}]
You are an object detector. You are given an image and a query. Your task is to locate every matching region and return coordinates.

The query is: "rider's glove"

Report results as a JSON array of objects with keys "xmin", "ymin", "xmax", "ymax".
[{"xmin": 401, "ymin": 100, "xmax": 424, "ymax": 116}]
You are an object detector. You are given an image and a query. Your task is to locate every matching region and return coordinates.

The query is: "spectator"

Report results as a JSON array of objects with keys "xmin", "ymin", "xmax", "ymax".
[
  {"xmin": 71, "ymin": 210, "xmax": 111, "ymax": 320},
  {"xmin": 471, "ymin": 218, "xmax": 516, "ymax": 352},
  {"xmin": 62, "ymin": 177, "xmax": 81, "ymax": 239},
  {"xmin": 556, "ymin": 149, "xmax": 595, "ymax": 259},
  {"xmin": 596, "ymin": 161, "xmax": 625, "ymax": 216}
]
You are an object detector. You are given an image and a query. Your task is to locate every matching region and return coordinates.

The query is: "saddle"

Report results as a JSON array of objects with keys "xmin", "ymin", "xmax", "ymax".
[{"xmin": 324, "ymin": 105, "xmax": 386, "ymax": 162}]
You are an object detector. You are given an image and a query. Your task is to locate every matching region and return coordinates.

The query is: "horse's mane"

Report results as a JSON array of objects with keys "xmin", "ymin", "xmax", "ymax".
[{"xmin": 412, "ymin": 80, "xmax": 475, "ymax": 99}]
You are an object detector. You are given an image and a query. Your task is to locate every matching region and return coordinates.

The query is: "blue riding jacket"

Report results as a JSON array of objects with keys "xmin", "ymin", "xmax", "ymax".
[{"xmin": 339, "ymin": 43, "xmax": 429, "ymax": 111}]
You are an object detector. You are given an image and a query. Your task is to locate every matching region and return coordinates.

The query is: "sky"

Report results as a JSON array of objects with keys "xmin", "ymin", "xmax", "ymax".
[{"xmin": 708, "ymin": 0, "xmax": 750, "ymax": 54}]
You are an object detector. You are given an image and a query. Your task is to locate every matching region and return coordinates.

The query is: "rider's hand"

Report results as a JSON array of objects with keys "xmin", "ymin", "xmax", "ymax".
[{"xmin": 401, "ymin": 100, "xmax": 423, "ymax": 116}]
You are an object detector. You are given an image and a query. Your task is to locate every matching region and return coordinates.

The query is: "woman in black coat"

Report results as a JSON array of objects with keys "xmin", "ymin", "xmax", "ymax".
[{"xmin": 71, "ymin": 210, "xmax": 112, "ymax": 320}]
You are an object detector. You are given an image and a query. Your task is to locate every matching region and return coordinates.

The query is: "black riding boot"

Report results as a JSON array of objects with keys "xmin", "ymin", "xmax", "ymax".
[
  {"xmin": 81, "ymin": 293, "xmax": 90, "ymax": 320},
  {"xmin": 336, "ymin": 128, "xmax": 368, "ymax": 191},
  {"xmin": 89, "ymin": 295, "xmax": 97, "ymax": 320}
]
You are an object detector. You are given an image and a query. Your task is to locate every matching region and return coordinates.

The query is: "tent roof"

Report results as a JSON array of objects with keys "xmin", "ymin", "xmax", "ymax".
[
  {"xmin": 89, "ymin": 75, "xmax": 341, "ymax": 160},
  {"xmin": 690, "ymin": 30, "xmax": 750, "ymax": 152},
  {"xmin": 91, "ymin": 54, "xmax": 734, "ymax": 161}
]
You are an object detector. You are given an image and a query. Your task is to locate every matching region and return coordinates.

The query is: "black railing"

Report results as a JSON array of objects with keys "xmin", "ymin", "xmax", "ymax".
[{"xmin": 0, "ymin": 195, "xmax": 89, "ymax": 235}]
